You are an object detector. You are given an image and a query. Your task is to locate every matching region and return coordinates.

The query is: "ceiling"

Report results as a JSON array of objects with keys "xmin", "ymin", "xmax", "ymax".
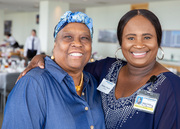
[{"xmin": 0, "ymin": 0, "xmax": 173, "ymax": 13}]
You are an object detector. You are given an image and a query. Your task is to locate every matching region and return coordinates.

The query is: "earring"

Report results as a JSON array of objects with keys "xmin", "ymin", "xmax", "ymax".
[
  {"xmin": 157, "ymin": 47, "xmax": 164, "ymax": 60},
  {"xmin": 115, "ymin": 48, "xmax": 122, "ymax": 61},
  {"xmin": 51, "ymin": 55, "xmax": 55, "ymax": 60}
]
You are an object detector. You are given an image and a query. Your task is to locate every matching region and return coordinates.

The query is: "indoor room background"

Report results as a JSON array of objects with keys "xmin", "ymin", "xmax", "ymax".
[{"xmin": 0, "ymin": 0, "xmax": 180, "ymax": 61}]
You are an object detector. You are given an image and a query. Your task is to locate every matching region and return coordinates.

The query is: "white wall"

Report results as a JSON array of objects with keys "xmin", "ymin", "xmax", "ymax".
[
  {"xmin": 86, "ymin": 5, "xmax": 131, "ymax": 59},
  {"xmin": 39, "ymin": 1, "xmax": 49, "ymax": 54},
  {"xmin": 39, "ymin": 1, "xmax": 69, "ymax": 55},
  {"xmin": 149, "ymin": 1, "xmax": 180, "ymax": 61},
  {"xmin": 86, "ymin": 0, "xmax": 180, "ymax": 60},
  {"xmin": 3, "ymin": 0, "xmax": 180, "ymax": 60},
  {"xmin": 4, "ymin": 12, "xmax": 39, "ymax": 46},
  {"xmin": 46, "ymin": 1, "xmax": 69, "ymax": 55}
]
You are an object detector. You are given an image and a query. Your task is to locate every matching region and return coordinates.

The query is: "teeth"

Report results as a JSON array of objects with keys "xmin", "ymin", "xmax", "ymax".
[
  {"xmin": 133, "ymin": 52, "xmax": 146, "ymax": 56},
  {"xmin": 70, "ymin": 53, "xmax": 82, "ymax": 56}
]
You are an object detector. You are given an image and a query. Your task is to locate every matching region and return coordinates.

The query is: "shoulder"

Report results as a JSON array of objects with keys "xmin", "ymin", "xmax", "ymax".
[
  {"xmin": 162, "ymin": 72, "xmax": 180, "ymax": 91},
  {"xmin": 94, "ymin": 57, "xmax": 117, "ymax": 64},
  {"xmin": 27, "ymin": 67, "xmax": 52, "ymax": 81},
  {"xmin": 9, "ymin": 36, "xmax": 15, "ymax": 40},
  {"xmin": 163, "ymin": 72, "xmax": 180, "ymax": 85},
  {"xmin": 17, "ymin": 67, "xmax": 51, "ymax": 89},
  {"xmin": 157, "ymin": 72, "xmax": 180, "ymax": 101},
  {"xmin": 157, "ymin": 72, "xmax": 180, "ymax": 90},
  {"xmin": 35, "ymin": 36, "xmax": 40, "ymax": 40},
  {"xmin": 9, "ymin": 68, "xmax": 49, "ymax": 103},
  {"xmin": 34, "ymin": 36, "xmax": 40, "ymax": 40},
  {"xmin": 26, "ymin": 67, "xmax": 48, "ymax": 77},
  {"xmin": 12, "ymin": 67, "xmax": 53, "ymax": 102},
  {"xmin": 85, "ymin": 57, "xmax": 117, "ymax": 69}
]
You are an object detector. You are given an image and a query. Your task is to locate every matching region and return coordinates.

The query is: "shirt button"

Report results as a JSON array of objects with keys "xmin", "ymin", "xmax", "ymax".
[
  {"xmin": 82, "ymin": 92, "xmax": 85, "ymax": 96},
  {"xmin": 85, "ymin": 107, "xmax": 88, "ymax": 111},
  {"xmin": 90, "ymin": 125, "xmax": 94, "ymax": 129}
]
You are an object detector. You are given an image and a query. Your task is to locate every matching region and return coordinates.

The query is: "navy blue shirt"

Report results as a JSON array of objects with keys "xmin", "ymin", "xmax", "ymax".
[
  {"xmin": 85, "ymin": 57, "xmax": 180, "ymax": 129},
  {"xmin": 2, "ymin": 57, "xmax": 105, "ymax": 129}
]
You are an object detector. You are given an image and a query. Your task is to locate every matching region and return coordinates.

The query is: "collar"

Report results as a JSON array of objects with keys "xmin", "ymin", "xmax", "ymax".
[
  {"xmin": 44, "ymin": 56, "xmax": 89, "ymax": 86},
  {"xmin": 31, "ymin": 36, "xmax": 36, "ymax": 39},
  {"xmin": 45, "ymin": 56, "xmax": 68, "ymax": 83}
]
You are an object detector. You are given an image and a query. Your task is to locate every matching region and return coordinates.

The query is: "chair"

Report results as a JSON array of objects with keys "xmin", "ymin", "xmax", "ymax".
[{"xmin": 0, "ymin": 72, "xmax": 20, "ymax": 112}]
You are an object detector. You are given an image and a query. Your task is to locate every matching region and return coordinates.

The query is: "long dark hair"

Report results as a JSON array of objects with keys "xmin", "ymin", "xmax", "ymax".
[{"xmin": 117, "ymin": 9, "xmax": 162, "ymax": 47}]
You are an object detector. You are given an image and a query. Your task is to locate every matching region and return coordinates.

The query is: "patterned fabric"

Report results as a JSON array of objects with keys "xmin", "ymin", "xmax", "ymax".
[
  {"xmin": 84, "ymin": 57, "xmax": 180, "ymax": 129},
  {"xmin": 54, "ymin": 11, "xmax": 93, "ymax": 39},
  {"xmin": 101, "ymin": 59, "xmax": 166, "ymax": 128}
]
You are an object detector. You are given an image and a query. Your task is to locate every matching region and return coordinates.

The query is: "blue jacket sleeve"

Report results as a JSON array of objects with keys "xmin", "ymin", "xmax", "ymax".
[{"xmin": 2, "ymin": 75, "xmax": 46, "ymax": 129}]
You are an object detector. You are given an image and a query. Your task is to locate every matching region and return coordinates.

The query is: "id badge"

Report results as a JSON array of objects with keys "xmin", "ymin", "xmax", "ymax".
[
  {"xmin": 133, "ymin": 89, "xmax": 160, "ymax": 114},
  {"xmin": 97, "ymin": 78, "xmax": 115, "ymax": 94}
]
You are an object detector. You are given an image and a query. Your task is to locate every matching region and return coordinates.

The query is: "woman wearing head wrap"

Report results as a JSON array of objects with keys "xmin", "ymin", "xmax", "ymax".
[
  {"xmin": 19, "ymin": 9, "xmax": 180, "ymax": 129},
  {"xmin": 2, "ymin": 11, "xmax": 105, "ymax": 129}
]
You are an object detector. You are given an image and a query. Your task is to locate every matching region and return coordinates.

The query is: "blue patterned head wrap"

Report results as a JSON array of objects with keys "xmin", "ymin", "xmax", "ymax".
[{"xmin": 54, "ymin": 11, "xmax": 93, "ymax": 39}]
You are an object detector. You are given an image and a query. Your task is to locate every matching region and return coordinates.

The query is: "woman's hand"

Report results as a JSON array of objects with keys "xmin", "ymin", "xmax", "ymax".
[{"xmin": 16, "ymin": 54, "xmax": 46, "ymax": 82}]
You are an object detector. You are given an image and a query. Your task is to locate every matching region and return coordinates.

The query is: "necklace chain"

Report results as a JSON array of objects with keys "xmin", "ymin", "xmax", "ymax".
[{"xmin": 75, "ymin": 72, "xmax": 83, "ymax": 92}]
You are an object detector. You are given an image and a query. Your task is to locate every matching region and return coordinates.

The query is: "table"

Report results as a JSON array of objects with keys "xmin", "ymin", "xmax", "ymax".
[{"xmin": 0, "ymin": 68, "xmax": 25, "ymax": 112}]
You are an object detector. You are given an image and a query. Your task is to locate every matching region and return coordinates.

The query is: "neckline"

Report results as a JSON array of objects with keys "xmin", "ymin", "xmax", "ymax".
[{"xmin": 109, "ymin": 61, "xmax": 171, "ymax": 101}]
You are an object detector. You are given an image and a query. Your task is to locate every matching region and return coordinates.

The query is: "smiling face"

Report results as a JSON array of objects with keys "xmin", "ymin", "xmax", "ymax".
[
  {"xmin": 53, "ymin": 23, "xmax": 92, "ymax": 73},
  {"xmin": 121, "ymin": 15, "xmax": 159, "ymax": 68}
]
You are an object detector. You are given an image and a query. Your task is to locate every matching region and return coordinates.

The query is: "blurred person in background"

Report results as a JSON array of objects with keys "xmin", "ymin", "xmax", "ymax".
[
  {"xmin": 20, "ymin": 9, "xmax": 180, "ymax": 129},
  {"xmin": 24, "ymin": 29, "xmax": 41, "ymax": 60},
  {"xmin": 4, "ymin": 33, "xmax": 19, "ymax": 48},
  {"xmin": 2, "ymin": 11, "xmax": 105, "ymax": 129}
]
